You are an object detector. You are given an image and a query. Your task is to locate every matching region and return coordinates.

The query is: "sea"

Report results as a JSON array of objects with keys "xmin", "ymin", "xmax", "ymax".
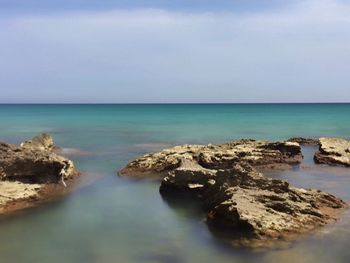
[{"xmin": 0, "ymin": 103, "xmax": 349, "ymax": 263}]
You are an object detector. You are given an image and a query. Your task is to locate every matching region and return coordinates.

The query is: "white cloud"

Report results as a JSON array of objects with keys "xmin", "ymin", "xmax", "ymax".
[{"xmin": 0, "ymin": 0, "xmax": 349, "ymax": 102}]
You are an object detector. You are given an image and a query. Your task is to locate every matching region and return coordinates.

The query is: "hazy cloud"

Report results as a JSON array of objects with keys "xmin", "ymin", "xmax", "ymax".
[{"xmin": 0, "ymin": 0, "xmax": 349, "ymax": 102}]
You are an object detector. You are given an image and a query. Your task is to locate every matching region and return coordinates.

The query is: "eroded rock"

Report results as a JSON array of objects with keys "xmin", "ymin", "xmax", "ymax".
[
  {"xmin": 0, "ymin": 134, "xmax": 76, "ymax": 183},
  {"xmin": 120, "ymin": 139, "xmax": 347, "ymax": 248},
  {"xmin": 0, "ymin": 134, "xmax": 78, "ymax": 216},
  {"xmin": 160, "ymin": 160, "xmax": 346, "ymax": 248},
  {"xmin": 314, "ymin": 138, "xmax": 350, "ymax": 167},
  {"xmin": 119, "ymin": 139, "xmax": 303, "ymax": 177}
]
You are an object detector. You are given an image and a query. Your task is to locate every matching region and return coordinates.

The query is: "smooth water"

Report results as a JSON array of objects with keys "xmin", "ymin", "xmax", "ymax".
[{"xmin": 0, "ymin": 104, "xmax": 349, "ymax": 263}]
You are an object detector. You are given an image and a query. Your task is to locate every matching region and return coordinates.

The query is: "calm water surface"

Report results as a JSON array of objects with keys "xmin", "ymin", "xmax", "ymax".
[{"xmin": 0, "ymin": 104, "xmax": 349, "ymax": 263}]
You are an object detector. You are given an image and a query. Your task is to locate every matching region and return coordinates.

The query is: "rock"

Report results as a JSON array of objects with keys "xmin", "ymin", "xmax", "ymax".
[
  {"xmin": 288, "ymin": 137, "xmax": 319, "ymax": 146},
  {"xmin": 0, "ymin": 134, "xmax": 76, "ymax": 183},
  {"xmin": 120, "ymin": 139, "xmax": 347, "ymax": 248},
  {"xmin": 119, "ymin": 139, "xmax": 303, "ymax": 177},
  {"xmin": 0, "ymin": 134, "xmax": 78, "ymax": 216},
  {"xmin": 159, "ymin": 161, "xmax": 347, "ymax": 248},
  {"xmin": 20, "ymin": 133, "xmax": 54, "ymax": 151},
  {"xmin": 314, "ymin": 138, "xmax": 350, "ymax": 167}
]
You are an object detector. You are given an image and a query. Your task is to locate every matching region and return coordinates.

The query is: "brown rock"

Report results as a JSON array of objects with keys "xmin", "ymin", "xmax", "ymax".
[
  {"xmin": 20, "ymin": 133, "xmax": 54, "ymax": 151},
  {"xmin": 0, "ymin": 134, "xmax": 76, "ymax": 183},
  {"xmin": 314, "ymin": 137, "xmax": 350, "ymax": 167},
  {"xmin": 0, "ymin": 134, "xmax": 78, "ymax": 216},
  {"xmin": 119, "ymin": 139, "xmax": 303, "ymax": 177},
  {"xmin": 159, "ymin": 161, "xmax": 347, "ymax": 248},
  {"xmin": 120, "ymin": 139, "xmax": 347, "ymax": 248}
]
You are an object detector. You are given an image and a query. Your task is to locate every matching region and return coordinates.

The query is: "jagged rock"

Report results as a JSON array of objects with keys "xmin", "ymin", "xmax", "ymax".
[
  {"xmin": 119, "ymin": 139, "xmax": 303, "ymax": 177},
  {"xmin": 0, "ymin": 134, "xmax": 78, "ymax": 216},
  {"xmin": 159, "ymin": 160, "xmax": 347, "ymax": 248},
  {"xmin": 288, "ymin": 137, "xmax": 319, "ymax": 146},
  {"xmin": 314, "ymin": 138, "xmax": 350, "ymax": 167}
]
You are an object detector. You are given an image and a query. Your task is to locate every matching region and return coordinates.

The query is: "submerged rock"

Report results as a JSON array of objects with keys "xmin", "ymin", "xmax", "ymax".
[
  {"xmin": 0, "ymin": 134, "xmax": 78, "ymax": 216},
  {"xmin": 119, "ymin": 139, "xmax": 303, "ymax": 177},
  {"xmin": 120, "ymin": 139, "xmax": 347, "ymax": 248},
  {"xmin": 314, "ymin": 138, "xmax": 350, "ymax": 167}
]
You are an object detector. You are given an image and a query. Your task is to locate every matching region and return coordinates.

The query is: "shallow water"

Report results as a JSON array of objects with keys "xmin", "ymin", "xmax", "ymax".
[{"xmin": 0, "ymin": 104, "xmax": 350, "ymax": 263}]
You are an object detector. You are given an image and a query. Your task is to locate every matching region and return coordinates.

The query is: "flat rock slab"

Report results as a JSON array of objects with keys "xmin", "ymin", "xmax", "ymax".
[
  {"xmin": 0, "ymin": 181, "xmax": 41, "ymax": 206},
  {"xmin": 314, "ymin": 138, "xmax": 350, "ymax": 167},
  {"xmin": 119, "ymin": 139, "xmax": 303, "ymax": 177}
]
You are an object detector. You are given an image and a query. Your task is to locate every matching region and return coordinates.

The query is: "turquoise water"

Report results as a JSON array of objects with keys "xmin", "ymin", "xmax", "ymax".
[{"xmin": 0, "ymin": 104, "xmax": 350, "ymax": 263}]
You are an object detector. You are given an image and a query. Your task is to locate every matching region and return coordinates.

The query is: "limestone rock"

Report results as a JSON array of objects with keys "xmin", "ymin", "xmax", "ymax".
[
  {"xmin": 20, "ymin": 133, "xmax": 54, "ymax": 151},
  {"xmin": 119, "ymin": 139, "xmax": 303, "ymax": 177},
  {"xmin": 120, "ymin": 139, "xmax": 347, "ymax": 248},
  {"xmin": 0, "ymin": 134, "xmax": 76, "ymax": 183},
  {"xmin": 159, "ymin": 161, "xmax": 346, "ymax": 248},
  {"xmin": 314, "ymin": 138, "xmax": 350, "ymax": 167},
  {"xmin": 0, "ymin": 134, "xmax": 78, "ymax": 216}
]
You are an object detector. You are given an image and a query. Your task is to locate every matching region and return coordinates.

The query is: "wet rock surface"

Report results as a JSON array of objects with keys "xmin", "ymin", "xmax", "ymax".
[
  {"xmin": 0, "ymin": 134, "xmax": 78, "ymax": 216},
  {"xmin": 120, "ymin": 139, "xmax": 347, "ymax": 248},
  {"xmin": 314, "ymin": 138, "xmax": 350, "ymax": 167}
]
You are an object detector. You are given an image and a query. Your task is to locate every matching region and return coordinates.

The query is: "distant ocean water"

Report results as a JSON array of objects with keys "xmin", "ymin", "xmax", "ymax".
[{"xmin": 0, "ymin": 104, "xmax": 350, "ymax": 263}]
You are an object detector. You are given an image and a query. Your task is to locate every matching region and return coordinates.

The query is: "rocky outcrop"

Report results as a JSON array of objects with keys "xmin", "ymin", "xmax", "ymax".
[
  {"xmin": 119, "ymin": 139, "xmax": 303, "ymax": 177},
  {"xmin": 0, "ymin": 134, "xmax": 76, "ymax": 183},
  {"xmin": 288, "ymin": 137, "xmax": 319, "ymax": 146},
  {"xmin": 160, "ymin": 160, "xmax": 346, "ymax": 248},
  {"xmin": 314, "ymin": 138, "xmax": 350, "ymax": 167},
  {"xmin": 0, "ymin": 134, "xmax": 78, "ymax": 216},
  {"xmin": 20, "ymin": 133, "xmax": 54, "ymax": 151},
  {"xmin": 120, "ymin": 139, "xmax": 347, "ymax": 248}
]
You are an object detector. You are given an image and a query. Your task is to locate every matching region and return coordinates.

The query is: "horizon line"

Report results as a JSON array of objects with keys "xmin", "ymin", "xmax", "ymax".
[{"xmin": 0, "ymin": 102, "xmax": 350, "ymax": 105}]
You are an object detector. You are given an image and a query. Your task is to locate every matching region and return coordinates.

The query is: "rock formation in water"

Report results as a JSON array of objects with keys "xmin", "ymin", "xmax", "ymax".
[
  {"xmin": 314, "ymin": 138, "xmax": 350, "ymax": 167},
  {"xmin": 120, "ymin": 139, "xmax": 347, "ymax": 248},
  {"xmin": 119, "ymin": 140, "xmax": 303, "ymax": 177},
  {"xmin": 0, "ymin": 134, "xmax": 78, "ymax": 216}
]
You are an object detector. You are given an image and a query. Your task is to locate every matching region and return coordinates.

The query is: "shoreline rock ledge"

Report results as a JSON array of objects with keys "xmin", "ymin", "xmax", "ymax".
[
  {"xmin": 0, "ymin": 133, "xmax": 79, "ymax": 216},
  {"xmin": 119, "ymin": 139, "xmax": 347, "ymax": 248}
]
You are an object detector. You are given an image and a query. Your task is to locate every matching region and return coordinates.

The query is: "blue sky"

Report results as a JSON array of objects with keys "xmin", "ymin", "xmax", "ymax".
[{"xmin": 0, "ymin": 0, "xmax": 349, "ymax": 103}]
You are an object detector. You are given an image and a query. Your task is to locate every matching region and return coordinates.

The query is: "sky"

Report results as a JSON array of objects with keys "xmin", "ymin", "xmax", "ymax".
[{"xmin": 0, "ymin": 0, "xmax": 349, "ymax": 103}]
